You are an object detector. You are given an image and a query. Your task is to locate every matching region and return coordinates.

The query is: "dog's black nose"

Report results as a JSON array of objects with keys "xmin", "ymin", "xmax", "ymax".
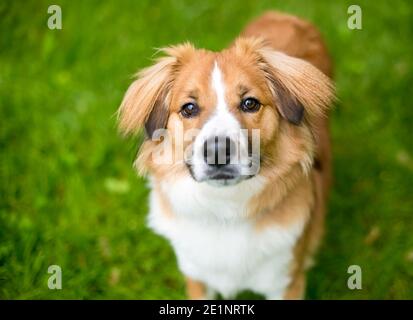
[{"xmin": 203, "ymin": 136, "xmax": 235, "ymax": 167}]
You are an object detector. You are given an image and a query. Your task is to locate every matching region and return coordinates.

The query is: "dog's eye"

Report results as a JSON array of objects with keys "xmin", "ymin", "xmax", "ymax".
[
  {"xmin": 240, "ymin": 97, "xmax": 261, "ymax": 113},
  {"xmin": 180, "ymin": 103, "xmax": 200, "ymax": 118}
]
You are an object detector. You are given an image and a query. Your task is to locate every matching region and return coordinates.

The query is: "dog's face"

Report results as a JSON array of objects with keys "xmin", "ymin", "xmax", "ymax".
[{"xmin": 118, "ymin": 38, "xmax": 333, "ymax": 186}]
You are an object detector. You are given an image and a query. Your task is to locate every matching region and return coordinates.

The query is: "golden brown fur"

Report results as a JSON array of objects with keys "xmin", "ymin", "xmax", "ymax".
[{"xmin": 118, "ymin": 11, "xmax": 334, "ymax": 299}]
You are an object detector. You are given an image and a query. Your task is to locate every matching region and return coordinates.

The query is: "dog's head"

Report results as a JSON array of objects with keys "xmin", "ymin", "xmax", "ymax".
[{"xmin": 118, "ymin": 38, "xmax": 334, "ymax": 187}]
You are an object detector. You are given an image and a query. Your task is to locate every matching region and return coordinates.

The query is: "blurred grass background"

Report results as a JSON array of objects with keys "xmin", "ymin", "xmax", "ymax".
[{"xmin": 0, "ymin": 0, "xmax": 412, "ymax": 299}]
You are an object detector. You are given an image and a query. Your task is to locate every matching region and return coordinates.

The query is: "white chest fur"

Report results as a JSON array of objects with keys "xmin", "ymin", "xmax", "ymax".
[{"xmin": 147, "ymin": 176, "xmax": 306, "ymax": 299}]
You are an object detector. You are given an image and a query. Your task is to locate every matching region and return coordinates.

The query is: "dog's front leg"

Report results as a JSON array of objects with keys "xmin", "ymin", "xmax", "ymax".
[
  {"xmin": 185, "ymin": 277, "xmax": 215, "ymax": 300},
  {"xmin": 283, "ymin": 272, "xmax": 306, "ymax": 300}
]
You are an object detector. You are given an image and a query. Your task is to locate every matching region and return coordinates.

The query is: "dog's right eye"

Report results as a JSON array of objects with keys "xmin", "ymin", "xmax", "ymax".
[
  {"xmin": 240, "ymin": 97, "xmax": 261, "ymax": 113},
  {"xmin": 180, "ymin": 103, "xmax": 200, "ymax": 118}
]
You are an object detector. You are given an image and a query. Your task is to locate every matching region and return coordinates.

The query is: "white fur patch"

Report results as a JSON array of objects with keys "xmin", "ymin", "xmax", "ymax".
[
  {"xmin": 147, "ymin": 175, "xmax": 306, "ymax": 299},
  {"xmin": 211, "ymin": 62, "xmax": 228, "ymax": 114}
]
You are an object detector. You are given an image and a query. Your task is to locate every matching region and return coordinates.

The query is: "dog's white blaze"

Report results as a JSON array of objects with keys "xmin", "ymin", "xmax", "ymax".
[
  {"xmin": 204, "ymin": 62, "xmax": 240, "ymax": 135},
  {"xmin": 211, "ymin": 62, "xmax": 227, "ymax": 113}
]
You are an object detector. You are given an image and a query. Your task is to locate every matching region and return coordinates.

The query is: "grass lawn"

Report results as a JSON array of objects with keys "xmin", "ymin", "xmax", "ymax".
[{"xmin": 0, "ymin": 0, "xmax": 412, "ymax": 299}]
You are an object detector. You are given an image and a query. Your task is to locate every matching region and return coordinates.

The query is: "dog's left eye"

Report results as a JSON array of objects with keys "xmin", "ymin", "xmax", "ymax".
[
  {"xmin": 180, "ymin": 102, "xmax": 200, "ymax": 118},
  {"xmin": 240, "ymin": 97, "xmax": 261, "ymax": 113}
]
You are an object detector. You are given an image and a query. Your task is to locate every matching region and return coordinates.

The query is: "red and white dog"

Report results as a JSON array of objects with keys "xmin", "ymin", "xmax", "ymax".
[{"xmin": 118, "ymin": 11, "xmax": 334, "ymax": 299}]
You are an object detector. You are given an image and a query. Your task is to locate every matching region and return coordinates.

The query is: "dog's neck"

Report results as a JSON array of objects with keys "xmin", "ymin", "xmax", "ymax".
[{"xmin": 151, "ymin": 163, "xmax": 312, "ymax": 225}]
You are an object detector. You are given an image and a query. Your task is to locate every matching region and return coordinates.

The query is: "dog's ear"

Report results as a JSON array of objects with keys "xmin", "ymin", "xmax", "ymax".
[
  {"xmin": 258, "ymin": 48, "xmax": 334, "ymax": 125},
  {"xmin": 118, "ymin": 43, "xmax": 195, "ymax": 137}
]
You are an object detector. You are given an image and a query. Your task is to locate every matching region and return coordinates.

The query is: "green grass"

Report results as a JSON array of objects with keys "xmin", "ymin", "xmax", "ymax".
[{"xmin": 0, "ymin": 0, "xmax": 412, "ymax": 299}]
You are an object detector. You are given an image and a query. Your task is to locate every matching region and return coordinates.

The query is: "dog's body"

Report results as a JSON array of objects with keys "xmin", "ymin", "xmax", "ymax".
[{"xmin": 118, "ymin": 11, "xmax": 334, "ymax": 299}]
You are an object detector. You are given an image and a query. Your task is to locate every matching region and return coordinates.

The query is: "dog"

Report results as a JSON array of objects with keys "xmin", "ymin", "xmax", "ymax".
[{"xmin": 118, "ymin": 11, "xmax": 334, "ymax": 299}]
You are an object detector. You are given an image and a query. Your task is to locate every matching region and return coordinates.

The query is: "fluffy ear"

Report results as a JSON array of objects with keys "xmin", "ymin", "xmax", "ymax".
[
  {"xmin": 258, "ymin": 48, "xmax": 334, "ymax": 125},
  {"xmin": 118, "ymin": 56, "xmax": 174, "ymax": 137},
  {"xmin": 118, "ymin": 43, "xmax": 196, "ymax": 137}
]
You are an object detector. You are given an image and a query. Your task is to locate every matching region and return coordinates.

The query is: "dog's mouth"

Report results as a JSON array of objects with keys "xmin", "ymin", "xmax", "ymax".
[
  {"xmin": 186, "ymin": 162, "xmax": 256, "ymax": 187},
  {"xmin": 205, "ymin": 170, "xmax": 241, "ymax": 186},
  {"xmin": 206, "ymin": 167, "xmax": 237, "ymax": 180},
  {"xmin": 206, "ymin": 169, "xmax": 239, "ymax": 186}
]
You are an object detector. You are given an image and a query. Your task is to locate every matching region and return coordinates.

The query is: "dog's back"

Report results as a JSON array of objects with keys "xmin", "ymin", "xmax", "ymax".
[{"xmin": 241, "ymin": 11, "xmax": 332, "ymax": 77}]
